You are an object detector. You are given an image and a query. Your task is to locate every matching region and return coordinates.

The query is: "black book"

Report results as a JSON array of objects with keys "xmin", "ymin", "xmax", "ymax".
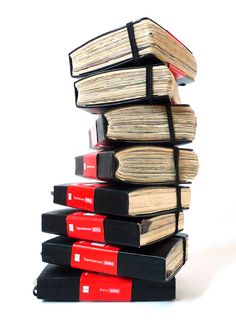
[
  {"xmin": 52, "ymin": 182, "xmax": 190, "ymax": 217},
  {"xmin": 41, "ymin": 233, "xmax": 188, "ymax": 282},
  {"xmin": 34, "ymin": 264, "xmax": 176, "ymax": 301},
  {"xmin": 73, "ymin": 65, "xmax": 181, "ymax": 112},
  {"xmin": 69, "ymin": 17, "xmax": 196, "ymax": 85},
  {"xmin": 89, "ymin": 104, "xmax": 196, "ymax": 149},
  {"xmin": 42, "ymin": 208, "xmax": 184, "ymax": 247},
  {"xmin": 75, "ymin": 146, "xmax": 198, "ymax": 185}
]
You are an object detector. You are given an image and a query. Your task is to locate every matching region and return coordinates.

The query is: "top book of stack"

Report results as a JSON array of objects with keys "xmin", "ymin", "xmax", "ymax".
[{"xmin": 69, "ymin": 18, "xmax": 197, "ymax": 86}]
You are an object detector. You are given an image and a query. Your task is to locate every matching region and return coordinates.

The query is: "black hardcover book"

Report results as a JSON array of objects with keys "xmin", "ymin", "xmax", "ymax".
[
  {"xmin": 73, "ymin": 65, "xmax": 180, "ymax": 113},
  {"xmin": 41, "ymin": 233, "xmax": 188, "ymax": 282},
  {"xmin": 42, "ymin": 208, "xmax": 184, "ymax": 247},
  {"xmin": 52, "ymin": 183, "xmax": 191, "ymax": 217},
  {"xmin": 75, "ymin": 146, "xmax": 198, "ymax": 185},
  {"xmin": 89, "ymin": 104, "xmax": 196, "ymax": 149},
  {"xmin": 34, "ymin": 264, "xmax": 176, "ymax": 301},
  {"xmin": 69, "ymin": 17, "xmax": 196, "ymax": 85}
]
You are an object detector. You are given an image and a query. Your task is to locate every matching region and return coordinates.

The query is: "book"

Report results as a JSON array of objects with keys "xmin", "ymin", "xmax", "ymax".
[
  {"xmin": 75, "ymin": 146, "xmax": 198, "ymax": 184},
  {"xmin": 42, "ymin": 208, "xmax": 184, "ymax": 247},
  {"xmin": 34, "ymin": 264, "xmax": 176, "ymax": 301},
  {"xmin": 53, "ymin": 183, "xmax": 190, "ymax": 217},
  {"xmin": 74, "ymin": 65, "xmax": 180, "ymax": 112},
  {"xmin": 89, "ymin": 104, "xmax": 197, "ymax": 148},
  {"xmin": 69, "ymin": 17, "xmax": 197, "ymax": 85},
  {"xmin": 41, "ymin": 233, "xmax": 188, "ymax": 282}
]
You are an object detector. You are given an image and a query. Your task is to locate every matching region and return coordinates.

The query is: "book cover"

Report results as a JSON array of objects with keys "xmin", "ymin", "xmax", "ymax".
[
  {"xmin": 42, "ymin": 208, "xmax": 184, "ymax": 247},
  {"xmin": 34, "ymin": 264, "xmax": 176, "ymax": 301},
  {"xmin": 69, "ymin": 17, "xmax": 196, "ymax": 85},
  {"xmin": 75, "ymin": 146, "xmax": 198, "ymax": 185},
  {"xmin": 41, "ymin": 233, "xmax": 188, "ymax": 282},
  {"xmin": 52, "ymin": 183, "xmax": 190, "ymax": 217},
  {"xmin": 89, "ymin": 104, "xmax": 196, "ymax": 149}
]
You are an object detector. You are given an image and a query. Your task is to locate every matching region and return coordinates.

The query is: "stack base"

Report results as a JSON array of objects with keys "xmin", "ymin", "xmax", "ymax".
[{"xmin": 34, "ymin": 264, "xmax": 176, "ymax": 301}]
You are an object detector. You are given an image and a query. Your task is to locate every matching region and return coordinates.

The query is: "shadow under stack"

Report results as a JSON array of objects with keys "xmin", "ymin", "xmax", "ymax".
[{"xmin": 34, "ymin": 18, "xmax": 198, "ymax": 302}]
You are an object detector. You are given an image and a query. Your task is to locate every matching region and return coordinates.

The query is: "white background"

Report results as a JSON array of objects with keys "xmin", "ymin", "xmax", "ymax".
[{"xmin": 0, "ymin": 0, "xmax": 236, "ymax": 324}]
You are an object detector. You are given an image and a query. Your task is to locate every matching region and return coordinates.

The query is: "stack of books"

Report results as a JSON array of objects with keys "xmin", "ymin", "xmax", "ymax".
[{"xmin": 34, "ymin": 18, "xmax": 198, "ymax": 302}]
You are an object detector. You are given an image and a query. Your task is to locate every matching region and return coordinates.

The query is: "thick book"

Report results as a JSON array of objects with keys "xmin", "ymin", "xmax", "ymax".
[
  {"xmin": 42, "ymin": 208, "xmax": 184, "ymax": 247},
  {"xmin": 34, "ymin": 264, "xmax": 176, "ymax": 301},
  {"xmin": 41, "ymin": 233, "xmax": 188, "ymax": 282},
  {"xmin": 74, "ymin": 65, "xmax": 180, "ymax": 112},
  {"xmin": 75, "ymin": 146, "xmax": 198, "ymax": 184},
  {"xmin": 69, "ymin": 17, "xmax": 196, "ymax": 85},
  {"xmin": 89, "ymin": 104, "xmax": 196, "ymax": 148},
  {"xmin": 52, "ymin": 183, "xmax": 191, "ymax": 217}
]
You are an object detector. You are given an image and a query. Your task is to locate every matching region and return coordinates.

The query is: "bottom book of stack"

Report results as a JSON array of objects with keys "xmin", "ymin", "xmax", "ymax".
[
  {"xmin": 34, "ymin": 233, "xmax": 188, "ymax": 302},
  {"xmin": 34, "ymin": 264, "xmax": 176, "ymax": 302}
]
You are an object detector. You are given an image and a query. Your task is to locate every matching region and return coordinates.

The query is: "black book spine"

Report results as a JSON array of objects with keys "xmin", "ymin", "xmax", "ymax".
[
  {"xmin": 75, "ymin": 151, "xmax": 117, "ymax": 181},
  {"xmin": 97, "ymin": 151, "xmax": 116, "ymax": 180},
  {"xmin": 92, "ymin": 115, "xmax": 108, "ymax": 148}
]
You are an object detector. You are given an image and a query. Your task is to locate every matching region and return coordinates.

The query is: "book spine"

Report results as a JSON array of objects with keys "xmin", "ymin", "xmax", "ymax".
[
  {"xmin": 75, "ymin": 152, "xmax": 99, "ymax": 179},
  {"xmin": 89, "ymin": 115, "xmax": 108, "ymax": 149},
  {"xmin": 97, "ymin": 151, "xmax": 116, "ymax": 180},
  {"xmin": 75, "ymin": 151, "xmax": 117, "ymax": 181}
]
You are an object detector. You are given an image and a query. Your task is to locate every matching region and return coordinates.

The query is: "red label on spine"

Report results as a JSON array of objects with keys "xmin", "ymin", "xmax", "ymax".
[
  {"xmin": 66, "ymin": 212, "xmax": 106, "ymax": 242},
  {"xmin": 169, "ymin": 63, "xmax": 187, "ymax": 80},
  {"xmin": 71, "ymin": 241, "xmax": 120, "ymax": 275},
  {"xmin": 79, "ymin": 272, "xmax": 132, "ymax": 301},
  {"xmin": 83, "ymin": 152, "xmax": 98, "ymax": 179},
  {"xmin": 90, "ymin": 121, "xmax": 98, "ymax": 148},
  {"xmin": 66, "ymin": 183, "xmax": 107, "ymax": 211}
]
